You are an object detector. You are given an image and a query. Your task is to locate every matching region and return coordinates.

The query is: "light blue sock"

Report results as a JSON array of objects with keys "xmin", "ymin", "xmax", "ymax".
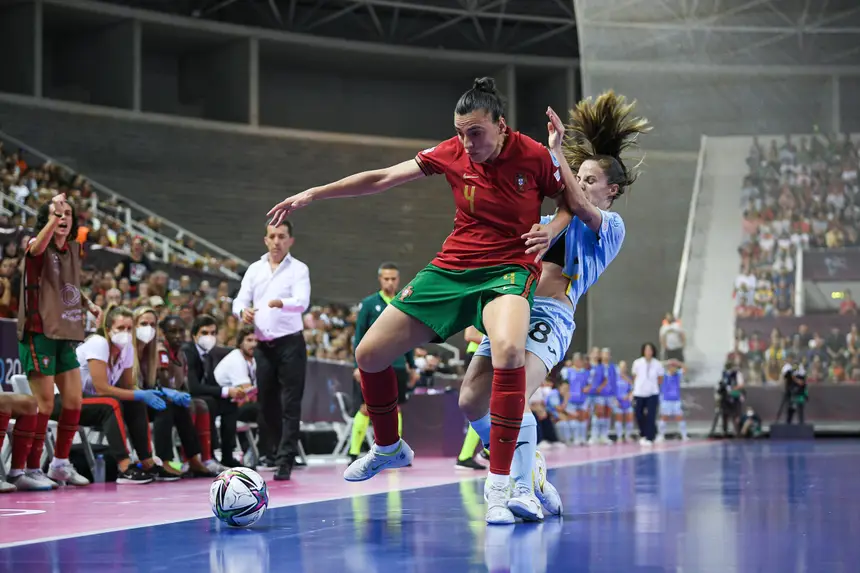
[
  {"xmin": 512, "ymin": 413, "xmax": 537, "ymax": 489},
  {"xmin": 679, "ymin": 420, "xmax": 688, "ymax": 438},
  {"xmin": 625, "ymin": 421, "xmax": 635, "ymax": 439},
  {"xmin": 559, "ymin": 420, "xmax": 572, "ymax": 443},
  {"xmin": 614, "ymin": 420, "xmax": 623, "ymax": 439},
  {"xmin": 470, "ymin": 412, "xmax": 491, "ymax": 449},
  {"xmin": 572, "ymin": 421, "xmax": 583, "ymax": 442},
  {"xmin": 603, "ymin": 418, "xmax": 611, "ymax": 439},
  {"xmin": 589, "ymin": 416, "xmax": 599, "ymax": 441},
  {"xmin": 658, "ymin": 419, "xmax": 667, "ymax": 437}
]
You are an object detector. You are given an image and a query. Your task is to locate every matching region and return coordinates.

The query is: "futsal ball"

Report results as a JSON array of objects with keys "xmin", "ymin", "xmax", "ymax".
[{"xmin": 209, "ymin": 467, "xmax": 269, "ymax": 527}]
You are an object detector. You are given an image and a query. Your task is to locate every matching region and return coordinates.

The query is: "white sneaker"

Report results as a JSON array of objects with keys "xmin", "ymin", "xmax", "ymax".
[
  {"xmin": 600, "ymin": 436, "xmax": 613, "ymax": 445},
  {"xmin": 0, "ymin": 480, "xmax": 17, "ymax": 493},
  {"xmin": 47, "ymin": 462, "xmax": 90, "ymax": 486},
  {"xmin": 204, "ymin": 459, "xmax": 227, "ymax": 474},
  {"xmin": 9, "ymin": 472, "xmax": 53, "ymax": 491},
  {"xmin": 533, "ymin": 451, "xmax": 563, "ymax": 516},
  {"xmin": 484, "ymin": 476, "xmax": 515, "ymax": 525},
  {"xmin": 28, "ymin": 469, "xmax": 59, "ymax": 489},
  {"xmin": 343, "ymin": 440, "xmax": 413, "ymax": 482},
  {"xmin": 655, "ymin": 435, "xmax": 665, "ymax": 444},
  {"xmin": 639, "ymin": 438, "xmax": 653, "ymax": 447},
  {"xmin": 681, "ymin": 435, "xmax": 690, "ymax": 441},
  {"xmin": 507, "ymin": 482, "xmax": 544, "ymax": 522}
]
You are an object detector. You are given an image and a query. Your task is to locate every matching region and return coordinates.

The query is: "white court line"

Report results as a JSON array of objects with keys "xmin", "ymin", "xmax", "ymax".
[{"xmin": 0, "ymin": 441, "xmax": 714, "ymax": 549}]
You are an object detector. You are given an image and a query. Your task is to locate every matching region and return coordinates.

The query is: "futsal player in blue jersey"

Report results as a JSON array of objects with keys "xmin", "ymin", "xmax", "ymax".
[
  {"xmin": 564, "ymin": 353, "xmax": 590, "ymax": 446},
  {"xmin": 458, "ymin": 91, "xmax": 650, "ymax": 523},
  {"xmin": 614, "ymin": 360, "xmax": 635, "ymax": 442},
  {"xmin": 586, "ymin": 348, "xmax": 606, "ymax": 445},
  {"xmin": 658, "ymin": 359, "xmax": 689, "ymax": 441},
  {"xmin": 595, "ymin": 348, "xmax": 619, "ymax": 444},
  {"xmin": 544, "ymin": 378, "xmax": 571, "ymax": 442}
]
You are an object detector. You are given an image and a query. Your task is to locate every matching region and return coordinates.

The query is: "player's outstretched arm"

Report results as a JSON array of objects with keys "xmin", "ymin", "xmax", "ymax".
[
  {"xmin": 267, "ymin": 159, "xmax": 425, "ymax": 225},
  {"xmin": 546, "ymin": 106, "xmax": 604, "ymax": 233}
]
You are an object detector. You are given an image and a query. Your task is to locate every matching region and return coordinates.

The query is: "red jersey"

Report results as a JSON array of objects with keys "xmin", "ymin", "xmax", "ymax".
[{"xmin": 415, "ymin": 129, "xmax": 565, "ymax": 273}]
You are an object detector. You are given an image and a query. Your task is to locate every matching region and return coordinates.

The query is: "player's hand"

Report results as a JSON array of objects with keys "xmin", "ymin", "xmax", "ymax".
[
  {"xmin": 89, "ymin": 303, "xmax": 103, "ymax": 325},
  {"xmin": 523, "ymin": 223, "xmax": 553, "ymax": 263},
  {"xmin": 546, "ymin": 106, "xmax": 565, "ymax": 152},
  {"xmin": 267, "ymin": 189, "xmax": 316, "ymax": 226},
  {"xmin": 228, "ymin": 387, "xmax": 246, "ymax": 401},
  {"xmin": 50, "ymin": 193, "xmax": 67, "ymax": 218},
  {"xmin": 268, "ymin": 300, "xmax": 284, "ymax": 309},
  {"xmin": 241, "ymin": 308, "xmax": 256, "ymax": 324}
]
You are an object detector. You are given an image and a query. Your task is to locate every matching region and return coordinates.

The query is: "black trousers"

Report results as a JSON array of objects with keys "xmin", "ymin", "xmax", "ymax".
[
  {"xmin": 634, "ymin": 394, "xmax": 659, "ymax": 441},
  {"xmin": 194, "ymin": 395, "xmax": 239, "ymax": 462},
  {"xmin": 787, "ymin": 403, "xmax": 805, "ymax": 424},
  {"xmin": 53, "ymin": 394, "xmax": 151, "ymax": 464},
  {"xmin": 151, "ymin": 403, "xmax": 201, "ymax": 462},
  {"xmin": 255, "ymin": 332, "xmax": 307, "ymax": 465}
]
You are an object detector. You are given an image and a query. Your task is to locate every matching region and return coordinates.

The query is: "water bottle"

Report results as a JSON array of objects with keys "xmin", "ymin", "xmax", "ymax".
[{"xmin": 94, "ymin": 454, "xmax": 106, "ymax": 484}]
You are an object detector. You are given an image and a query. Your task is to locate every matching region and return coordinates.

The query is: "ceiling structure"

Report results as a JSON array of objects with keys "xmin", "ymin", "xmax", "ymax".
[{"xmin": 102, "ymin": 0, "xmax": 579, "ymax": 57}]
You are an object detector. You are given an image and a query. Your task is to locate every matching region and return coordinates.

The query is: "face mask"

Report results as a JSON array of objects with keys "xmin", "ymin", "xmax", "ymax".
[
  {"xmin": 136, "ymin": 325, "xmax": 155, "ymax": 344},
  {"xmin": 198, "ymin": 334, "xmax": 216, "ymax": 352},
  {"xmin": 111, "ymin": 331, "xmax": 132, "ymax": 348}
]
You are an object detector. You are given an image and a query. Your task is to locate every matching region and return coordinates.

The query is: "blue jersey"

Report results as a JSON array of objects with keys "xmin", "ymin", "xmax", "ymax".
[
  {"xmin": 545, "ymin": 388, "xmax": 564, "ymax": 414},
  {"xmin": 566, "ymin": 367, "xmax": 589, "ymax": 404},
  {"xmin": 541, "ymin": 209, "xmax": 626, "ymax": 310},
  {"xmin": 588, "ymin": 364, "xmax": 603, "ymax": 395},
  {"xmin": 601, "ymin": 362, "xmax": 619, "ymax": 397},
  {"xmin": 662, "ymin": 371, "xmax": 683, "ymax": 401},
  {"xmin": 616, "ymin": 378, "xmax": 632, "ymax": 406}
]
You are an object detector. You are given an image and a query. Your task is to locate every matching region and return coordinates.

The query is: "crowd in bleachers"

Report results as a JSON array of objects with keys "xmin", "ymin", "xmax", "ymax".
[
  {"xmin": 0, "ymin": 141, "xmax": 238, "ymax": 275},
  {"xmin": 732, "ymin": 132, "xmax": 860, "ymax": 384},
  {"xmin": 735, "ymin": 133, "xmax": 860, "ymax": 319}
]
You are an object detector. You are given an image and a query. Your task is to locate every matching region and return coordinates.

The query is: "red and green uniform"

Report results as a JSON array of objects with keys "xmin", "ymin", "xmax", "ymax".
[{"xmin": 399, "ymin": 128, "xmax": 565, "ymax": 340}]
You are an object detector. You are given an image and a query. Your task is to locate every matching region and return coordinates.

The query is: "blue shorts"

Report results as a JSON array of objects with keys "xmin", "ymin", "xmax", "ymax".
[
  {"xmin": 614, "ymin": 401, "xmax": 632, "ymax": 414},
  {"xmin": 661, "ymin": 399, "xmax": 683, "ymax": 417},
  {"xmin": 566, "ymin": 402, "xmax": 588, "ymax": 414},
  {"xmin": 588, "ymin": 396, "xmax": 613, "ymax": 408},
  {"xmin": 475, "ymin": 297, "xmax": 574, "ymax": 372}
]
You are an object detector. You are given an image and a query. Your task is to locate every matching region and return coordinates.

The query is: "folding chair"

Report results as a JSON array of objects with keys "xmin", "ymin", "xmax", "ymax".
[{"xmin": 333, "ymin": 391, "xmax": 374, "ymax": 456}]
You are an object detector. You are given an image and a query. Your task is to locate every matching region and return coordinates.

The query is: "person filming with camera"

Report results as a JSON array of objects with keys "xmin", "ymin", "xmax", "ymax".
[
  {"xmin": 781, "ymin": 362, "xmax": 809, "ymax": 424},
  {"xmin": 716, "ymin": 360, "xmax": 745, "ymax": 437}
]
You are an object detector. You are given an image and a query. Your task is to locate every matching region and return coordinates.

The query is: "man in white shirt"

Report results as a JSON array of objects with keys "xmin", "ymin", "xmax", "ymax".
[
  {"xmin": 233, "ymin": 220, "xmax": 310, "ymax": 481},
  {"xmin": 214, "ymin": 325, "xmax": 264, "ymax": 461}
]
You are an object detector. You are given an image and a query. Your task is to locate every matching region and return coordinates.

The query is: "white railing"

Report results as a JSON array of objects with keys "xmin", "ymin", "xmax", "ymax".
[
  {"xmin": 795, "ymin": 247, "xmax": 805, "ymax": 316},
  {"xmin": 672, "ymin": 134, "xmax": 708, "ymax": 319},
  {"xmin": 0, "ymin": 129, "xmax": 247, "ymax": 275}
]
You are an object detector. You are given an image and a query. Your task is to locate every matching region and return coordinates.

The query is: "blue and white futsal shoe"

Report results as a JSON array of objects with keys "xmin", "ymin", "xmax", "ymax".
[{"xmin": 343, "ymin": 439, "xmax": 414, "ymax": 482}]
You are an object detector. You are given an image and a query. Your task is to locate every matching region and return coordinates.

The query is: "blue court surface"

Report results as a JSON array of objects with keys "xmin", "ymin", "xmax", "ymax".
[{"xmin": 2, "ymin": 440, "xmax": 859, "ymax": 572}]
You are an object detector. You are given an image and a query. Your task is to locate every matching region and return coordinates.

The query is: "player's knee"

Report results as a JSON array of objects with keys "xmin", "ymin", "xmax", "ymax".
[
  {"xmin": 489, "ymin": 339, "xmax": 525, "ymax": 369},
  {"xmin": 20, "ymin": 395, "xmax": 38, "ymax": 416},
  {"xmin": 355, "ymin": 341, "xmax": 387, "ymax": 373}
]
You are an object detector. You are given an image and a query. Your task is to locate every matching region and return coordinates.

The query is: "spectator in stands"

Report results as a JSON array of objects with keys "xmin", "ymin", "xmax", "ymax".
[
  {"xmin": 825, "ymin": 327, "xmax": 847, "ymax": 362},
  {"xmin": 840, "ymin": 290, "xmax": 858, "ymax": 315},
  {"xmin": 846, "ymin": 324, "xmax": 859, "ymax": 356},
  {"xmin": 0, "ymin": 258, "xmax": 15, "ymax": 318},
  {"xmin": 183, "ymin": 315, "xmax": 242, "ymax": 468}
]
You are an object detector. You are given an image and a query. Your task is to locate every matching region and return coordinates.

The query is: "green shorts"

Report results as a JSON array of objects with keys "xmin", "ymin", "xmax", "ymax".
[
  {"xmin": 390, "ymin": 263, "xmax": 537, "ymax": 341},
  {"xmin": 19, "ymin": 332, "xmax": 80, "ymax": 376}
]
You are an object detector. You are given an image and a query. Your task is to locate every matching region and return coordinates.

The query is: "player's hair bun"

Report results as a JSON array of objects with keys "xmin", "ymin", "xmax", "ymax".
[{"xmin": 472, "ymin": 77, "xmax": 497, "ymax": 94}]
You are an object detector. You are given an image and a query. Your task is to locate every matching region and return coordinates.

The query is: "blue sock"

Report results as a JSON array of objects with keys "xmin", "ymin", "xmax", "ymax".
[
  {"xmin": 470, "ymin": 412, "xmax": 491, "ymax": 449},
  {"xmin": 658, "ymin": 419, "xmax": 667, "ymax": 437},
  {"xmin": 614, "ymin": 420, "xmax": 622, "ymax": 439},
  {"xmin": 512, "ymin": 413, "xmax": 537, "ymax": 489},
  {"xmin": 625, "ymin": 421, "xmax": 635, "ymax": 439},
  {"xmin": 679, "ymin": 420, "xmax": 687, "ymax": 438}
]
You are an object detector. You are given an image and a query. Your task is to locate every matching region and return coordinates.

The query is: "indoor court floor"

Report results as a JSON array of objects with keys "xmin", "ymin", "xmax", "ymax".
[{"xmin": 1, "ymin": 440, "xmax": 858, "ymax": 572}]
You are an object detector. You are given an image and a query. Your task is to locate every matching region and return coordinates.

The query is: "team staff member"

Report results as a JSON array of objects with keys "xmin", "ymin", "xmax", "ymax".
[
  {"xmin": 348, "ymin": 263, "xmax": 418, "ymax": 463},
  {"xmin": 233, "ymin": 219, "xmax": 310, "ymax": 481},
  {"xmin": 9, "ymin": 194, "xmax": 101, "ymax": 490}
]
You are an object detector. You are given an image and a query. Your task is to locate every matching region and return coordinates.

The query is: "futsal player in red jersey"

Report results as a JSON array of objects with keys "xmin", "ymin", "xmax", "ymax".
[{"xmin": 268, "ymin": 77, "xmax": 571, "ymax": 524}]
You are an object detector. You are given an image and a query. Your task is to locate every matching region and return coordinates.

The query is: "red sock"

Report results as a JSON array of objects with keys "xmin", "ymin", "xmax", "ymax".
[
  {"xmin": 194, "ymin": 411, "xmax": 212, "ymax": 460},
  {"xmin": 360, "ymin": 366, "xmax": 400, "ymax": 447},
  {"xmin": 11, "ymin": 413, "xmax": 37, "ymax": 470},
  {"xmin": 489, "ymin": 367, "xmax": 526, "ymax": 476},
  {"xmin": 26, "ymin": 413, "xmax": 51, "ymax": 470},
  {"xmin": 55, "ymin": 408, "xmax": 80, "ymax": 459},
  {"xmin": 0, "ymin": 411, "xmax": 10, "ymax": 452}
]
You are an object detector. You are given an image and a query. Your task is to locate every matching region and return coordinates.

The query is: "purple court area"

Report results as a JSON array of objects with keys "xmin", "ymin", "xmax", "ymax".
[{"xmin": 1, "ymin": 440, "xmax": 858, "ymax": 572}]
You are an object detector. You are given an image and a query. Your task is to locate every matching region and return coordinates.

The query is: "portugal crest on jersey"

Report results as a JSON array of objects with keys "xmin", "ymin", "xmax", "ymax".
[
  {"xmin": 399, "ymin": 286, "xmax": 414, "ymax": 301},
  {"xmin": 515, "ymin": 173, "xmax": 526, "ymax": 192}
]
